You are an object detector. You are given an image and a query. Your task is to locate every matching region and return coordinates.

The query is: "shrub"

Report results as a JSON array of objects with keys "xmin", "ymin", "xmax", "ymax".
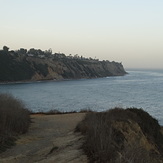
[
  {"xmin": 0, "ymin": 93, "xmax": 30, "ymax": 152},
  {"xmin": 75, "ymin": 110, "xmax": 126, "ymax": 162},
  {"xmin": 76, "ymin": 108, "xmax": 163, "ymax": 163}
]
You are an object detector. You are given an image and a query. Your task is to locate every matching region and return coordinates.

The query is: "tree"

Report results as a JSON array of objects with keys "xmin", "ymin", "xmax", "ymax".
[
  {"xmin": 17, "ymin": 48, "xmax": 27, "ymax": 55},
  {"xmin": 74, "ymin": 54, "xmax": 79, "ymax": 59},
  {"xmin": 44, "ymin": 48, "xmax": 52, "ymax": 56},
  {"xmin": 3, "ymin": 46, "xmax": 9, "ymax": 52},
  {"xmin": 28, "ymin": 48, "xmax": 38, "ymax": 56}
]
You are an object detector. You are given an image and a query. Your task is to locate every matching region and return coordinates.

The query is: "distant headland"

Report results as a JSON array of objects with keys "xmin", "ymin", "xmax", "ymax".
[{"xmin": 0, "ymin": 46, "xmax": 127, "ymax": 82}]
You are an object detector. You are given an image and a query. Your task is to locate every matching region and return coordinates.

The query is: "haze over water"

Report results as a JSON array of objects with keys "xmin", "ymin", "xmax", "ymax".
[{"xmin": 0, "ymin": 69, "xmax": 163, "ymax": 125}]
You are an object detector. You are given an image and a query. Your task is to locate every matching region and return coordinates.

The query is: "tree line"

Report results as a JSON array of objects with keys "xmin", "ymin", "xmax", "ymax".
[{"xmin": 1, "ymin": 46, "xmax": 100, "ymax": 61}]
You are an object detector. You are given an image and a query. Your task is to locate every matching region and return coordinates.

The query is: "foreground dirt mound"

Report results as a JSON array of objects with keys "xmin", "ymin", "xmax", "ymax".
[
  {"xmin": 0, "ymin": 113, "xmax": 87, "ymax": 163},
  {"xmin": 1, "ymin": 109, "xmax": 162, "ymax": 163},
  {"xmin": 76, "ymin": 108, "xmax": 163, "ymax": 163}
]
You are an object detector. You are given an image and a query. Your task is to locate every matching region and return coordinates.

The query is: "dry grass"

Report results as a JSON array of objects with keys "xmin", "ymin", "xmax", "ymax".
[
  {"xmin": 0, "ymin": 93, "xmax": 30, "ymax": 152},
  {"xmin": 30, "ymin": 110, "xmax": 77, "ymax": 115},
  {"xmin": 75, "ymin": 108, "xmax": 163, "ymax": 163},
  {"xmin": 30, "ymin": 108, "xmax": 93, "ymax": 115}
]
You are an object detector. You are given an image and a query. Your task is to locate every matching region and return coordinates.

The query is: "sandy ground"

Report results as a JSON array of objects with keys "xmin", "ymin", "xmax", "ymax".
[{"xmin": 0, "ymin": 113, "xmax": 87, "ymax": 163}]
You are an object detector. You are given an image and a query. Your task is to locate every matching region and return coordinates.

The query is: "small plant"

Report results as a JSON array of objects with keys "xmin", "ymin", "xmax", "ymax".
[{"xmin": 0, "ymin": 93, "xmax": 30, "ymax": 152}]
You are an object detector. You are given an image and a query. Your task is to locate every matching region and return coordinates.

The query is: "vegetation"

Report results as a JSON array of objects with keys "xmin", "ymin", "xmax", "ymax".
[
  {"xmin": 3, "ymin": 46, "xmax": 9, "ymax": 52},
  {"xmin": 30, "ymin": 109, "xmax": 75, "ymax": 115},
  {"xmin": 0, "ymin": 51, "xmax": 34, "ymax": 81},
  {"xmin": 76, "ymin": 108, "xmax": 163, "ymax": 163},
  {"xmin": 0, "ymin": 45, "xmax": 99, "ymax": 61},
  {"xmin": 0, "ymin": 94, "xmax": 30, "ymax": 152}
]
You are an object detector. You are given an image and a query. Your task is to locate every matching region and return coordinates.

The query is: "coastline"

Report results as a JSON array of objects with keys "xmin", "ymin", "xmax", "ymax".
[{"xmin": 0, "ymin": 73, "xmax": 128, "ymax": 85}]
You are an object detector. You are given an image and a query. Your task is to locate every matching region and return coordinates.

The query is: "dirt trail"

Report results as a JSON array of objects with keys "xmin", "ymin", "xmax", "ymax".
[{"xmin": 0, "ymin": 113, "xmax": 87, "ymax": 163}]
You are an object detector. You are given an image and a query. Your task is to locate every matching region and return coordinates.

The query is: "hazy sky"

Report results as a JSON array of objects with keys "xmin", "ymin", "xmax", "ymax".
[{"xmin": 0, "ymin": 0, "xmax": 163, "ymax": 69}]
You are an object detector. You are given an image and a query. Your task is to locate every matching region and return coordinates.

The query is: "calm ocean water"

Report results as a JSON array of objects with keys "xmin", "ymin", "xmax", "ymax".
[{"xmin": 0, "ymin": 69, "xmax": 163, "ymax": 125}]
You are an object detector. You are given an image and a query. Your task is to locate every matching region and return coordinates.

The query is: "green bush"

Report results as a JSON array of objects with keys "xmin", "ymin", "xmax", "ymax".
[{"xmin": 0, "ymin": 94, "xmax": 30, "ymax": 152}]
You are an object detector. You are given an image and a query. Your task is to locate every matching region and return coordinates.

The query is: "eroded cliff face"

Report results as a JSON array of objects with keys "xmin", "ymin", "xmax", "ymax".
[
  {"xmin": 26, "ymin": 57, "xmax": 127, "ymax": 81},
  {"xmin": 112, "ymin": 120, "xmax": 162, "ymax": 163},
  {"xmin": 76, "ymin": 108, "xmax": 163, "ymax": 163},
  {"xmin": 0, "ymin": 51, "xmax": 127, "ymax": 82}
]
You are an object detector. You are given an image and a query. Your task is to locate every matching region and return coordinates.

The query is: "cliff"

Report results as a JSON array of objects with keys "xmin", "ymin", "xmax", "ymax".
[
  {"xmin": 0, "ymin": 50, "xmax": 127, "ymax": 82},
  {"xmin": 76, "ymin": 108, "xmax": 163, "ymax": 163}
]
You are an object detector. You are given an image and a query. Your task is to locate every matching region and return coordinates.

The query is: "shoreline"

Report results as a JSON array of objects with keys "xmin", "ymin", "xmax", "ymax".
[{"xmin": 0, "ymin": 73, "xmax": 127, "ymax": 85}]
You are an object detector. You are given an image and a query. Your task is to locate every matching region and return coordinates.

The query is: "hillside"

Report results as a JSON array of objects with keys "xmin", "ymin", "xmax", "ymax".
[
  {"xmin": 76, "ymin": 108, "xmax": 163, "ymax": 163},
  {"xmin": 0, "ymin": 48, "xmax": 126, "ymax": 82},
  {"xmin": 0, "ymin": 108, "xmax": 162, "ymax": 162}
]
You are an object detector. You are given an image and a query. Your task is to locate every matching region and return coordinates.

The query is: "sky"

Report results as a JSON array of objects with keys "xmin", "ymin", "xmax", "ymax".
[{"xmin": 0, "ymin": 0, "xmax": 163, "ymax": 69}]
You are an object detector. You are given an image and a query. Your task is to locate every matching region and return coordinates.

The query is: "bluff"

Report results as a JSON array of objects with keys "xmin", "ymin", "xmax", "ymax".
[
  {"xmin": 0, "ymin": 50, "xmax": 127, "ymax": 82},
  {"xmin": 76, "ymin": 108, "xmax": 163, "ymax": 163}
]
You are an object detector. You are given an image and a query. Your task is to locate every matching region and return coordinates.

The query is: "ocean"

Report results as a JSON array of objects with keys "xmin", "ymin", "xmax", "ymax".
[{"xmin": 0, "ymin": 69, "xmax": 163, "ymax": 125}]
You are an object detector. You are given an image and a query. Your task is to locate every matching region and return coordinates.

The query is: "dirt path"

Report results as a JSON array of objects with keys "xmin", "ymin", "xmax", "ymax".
[{"xmin": 0, "ymin": 113, "xmax": 87, "ymax": 163}]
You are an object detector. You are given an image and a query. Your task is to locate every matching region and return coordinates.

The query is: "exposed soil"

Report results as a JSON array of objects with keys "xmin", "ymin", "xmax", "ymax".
[{"xmin": 0, "ymin": 113, "xmax": 87, "ymax": 163}]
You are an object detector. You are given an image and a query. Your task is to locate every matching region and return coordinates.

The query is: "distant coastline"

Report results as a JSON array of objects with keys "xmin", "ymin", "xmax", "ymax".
[
  {"xmin": 0, "ymin": 74, "xmax": 128, "ymax": 85},
  {"xmin": 0, "ymin": 47, "xmax": 127, "ymax": 83}
]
